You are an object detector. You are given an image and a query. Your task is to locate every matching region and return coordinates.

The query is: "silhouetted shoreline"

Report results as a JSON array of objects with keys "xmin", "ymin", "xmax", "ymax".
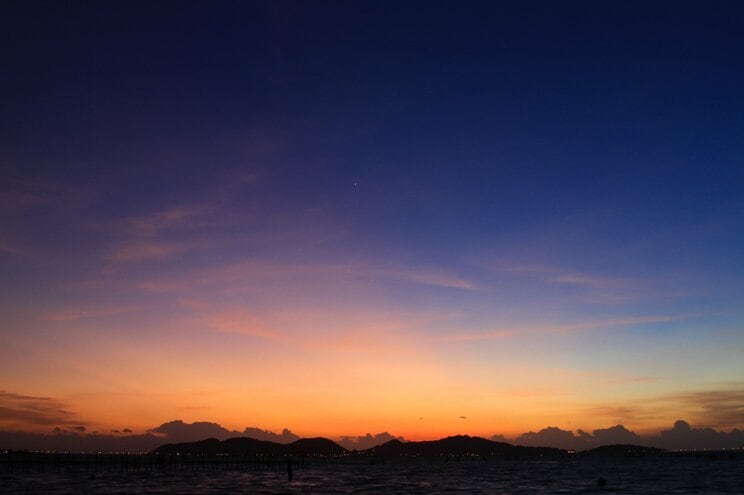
[
  {"xmin": 1, "ymin": 438, "xmax": 740, "ymax": 478},
  {"xmin": 5, "ymin": 433, "xmax": 741, "ymax": 459},
  {"xmin": 149, "ymin": 434, "xmax": 744, "ymax": 459}
]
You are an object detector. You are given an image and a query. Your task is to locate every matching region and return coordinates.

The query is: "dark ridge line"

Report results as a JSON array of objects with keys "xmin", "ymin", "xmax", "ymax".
[{"xmin": 151, "ymin": 434, "xmax": 666, "ymax": 457}]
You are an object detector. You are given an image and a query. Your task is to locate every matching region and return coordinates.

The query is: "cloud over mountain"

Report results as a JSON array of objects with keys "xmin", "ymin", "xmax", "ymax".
[
  {"xmin": 657, "ymin": 420, "xmax": 744, "ymax": 450},
  {"xmin": 0, "ymin": 419, "xmax": 301, "ymax": 452},
  {"xmin": 511, "ymin": 422, "xmax": 734, "ymax": 451},
  {"xmin": 1, "ymin": 417, "xmax": 742, "ymax": 452},
  {"xmin": 592, "ymin": 424, "xmax": 641, "ymax": 445},
  {"xmin": 148, "ymin": 420, "xmax": 240, "ymax": 442},
  {"xmin": 242, "ymin": 427, "xmax": 299, "ymax": 444},
  {"xmin": 515, "ymin": 426, "xmax": 589, "ymax": 450},
  {"xmin": 337, "ymin": 432, "xmax": 405, "ymax": 450},
  {"xmin": 0, "ymin": 391, "xmax": 78, "ymax": 430}
]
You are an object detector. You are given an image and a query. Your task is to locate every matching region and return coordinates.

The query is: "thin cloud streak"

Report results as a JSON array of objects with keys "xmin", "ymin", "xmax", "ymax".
[
  {"xmin": 193, "ymin": 303, "xmax": 440, "ymax": 354},
  {"xmin": 0, "ymin": 238, "xmax": 27, "ymax": 257},
  {"xmin": 203, "ymin": 308, "xmax": 289, "ymax": 344},
  {"xmin": 373, "ymin": 267, "xmax": 476, "ymax": 290},
  {"xmin": 0, "ymin": 391, "xmax": 80, "ymax": 430},
  {"xmin": 484, "ymin": 262, "xmax": 636, "ymax": 289},
  {"xmin": 548, "ymin": 273, "xmax": 627, "ymax": 290},
  {"xmin": 106, "ymin": 238, "xmax": 215, "ymax": 264},
  {"xmin": 431, "ymin": 314, "xmax": 696, "ymax": 342},
  {"xmin": 98, "ymin": 203, "xmax": 225, "ymax": 270},
  {"xmin": 119, "ymin": 205, "xmax": 216, "ymax": 238},
  {"xmin": 124, "ymin": 260, "xmax": 475, "ymax": 294},
  {"xmin": 669, "ymin": 388, "xmax": 744, "ymax": 429},
  {"xmin": 0, "ymin": 177, "xmax": 92, "ymax": 212},
  {"xmin": 42, "ymin": 305, "xmax": 143, "ymax": 322},
  {"xmin": 472, "ymin": 260, "xmax": 689, "ymax": 303},
  {"xmin": 585, "ymin": 384, "xmax": 744, "ymax": 430}
]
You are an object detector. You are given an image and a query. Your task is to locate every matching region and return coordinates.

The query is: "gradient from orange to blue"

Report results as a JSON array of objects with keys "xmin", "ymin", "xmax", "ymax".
[{"xmin": 1, "ymin": 1, "xmax": 743, "ymax": 442}]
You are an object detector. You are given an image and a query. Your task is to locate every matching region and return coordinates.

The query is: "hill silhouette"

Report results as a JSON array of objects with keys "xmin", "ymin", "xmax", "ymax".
[
  {"xmin": 580, "ymin": 444, "xmax": 666, "ymax": 457},
  {"xmin": 3, "ymin": 418, "xmax": 740, "ymax": 452},
  {"xmin": 152, "ymin": 434, "xmax": 568, "ymax": 458},
  {"xmin": 285, "ymin": 437, "xmax": 347, "ymax": 456},
  {"xmin": 365, "ymin": 435, "xmax": 564, "ymax": 457},
  {"xmin": 152, "ymin": 436, "xmax": 347, "ymax": 456}
]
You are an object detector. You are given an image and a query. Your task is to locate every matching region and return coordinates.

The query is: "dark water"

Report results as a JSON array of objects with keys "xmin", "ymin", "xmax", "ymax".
[{"xmin": 2, "ymin": 457, "xmax": 742, "ymax": 494}]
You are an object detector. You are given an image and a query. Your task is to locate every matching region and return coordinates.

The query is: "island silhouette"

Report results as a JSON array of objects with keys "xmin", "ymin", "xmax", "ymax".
[{"xmin": 150, "ymin": 434, "xmax": 667, "ymax": 459}]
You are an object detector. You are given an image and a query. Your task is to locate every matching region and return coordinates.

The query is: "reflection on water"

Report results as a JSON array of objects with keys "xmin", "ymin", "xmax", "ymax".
[{"xmin": 2, "ymin": 457, "xmax": 742, "ymax": 494}]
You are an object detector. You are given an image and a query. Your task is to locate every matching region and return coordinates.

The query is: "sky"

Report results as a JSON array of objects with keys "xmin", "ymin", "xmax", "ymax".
[{"xmin": 1, "ymin": 1, "xmax": 743, "ymax": 447}]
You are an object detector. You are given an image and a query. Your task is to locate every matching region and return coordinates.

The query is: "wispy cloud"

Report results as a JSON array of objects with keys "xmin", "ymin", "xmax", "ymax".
[
  {"xmin": 432, "ymin": 314, "xmax": 694, "ymax": 342},
  {"xmin": 431, "ymin": 329, "xmax": 517, "ymax": 342},
  {"xmin": 585, "ymin": 404, "xmax": 665, "ymax": 425},
  {"xmin": 489, "ymin": 262, "xmax": 633, "ymax": 290},
  {"xmin": 587, "ymin": 384, "xmax": 744, "ymax": 431},
  {"xmin": 472, "ymin": 259, "xmax": 693, "ymax": 305},
  {"xmin": 0, "ymin": 177, "xmax": 92, "ymax": 260},
  {"xmin": 42, "ymin": 305, "xmax": 142, "ymax": 322},
  {"xmin": 669, "ymin": 387, "xmax": 744, "ymax": 429},
  {"xmin": 301, "ymin": 313, "xmax": 442, "ymax": 354},
  {"xmin": 118, "ymin": 205, "xmax": 216, "ymax": 238},
  {"xmin": 190, "ymin": 302, "xmax": 439, "ymax": 355},
  {"xmin": 96, "ymin": 203, "xmax": 225, "ymax": 271},
  {"xmin": 374, "ymin": 267, "xmax": 475, "ymax": 290},
  {"xmin": 542, "ymin": 314, "xmax": 691, "ymax": 334},
  {"xmin": 0, "ymin": 237, "xmax": 27, "ymax": 257},
  {"xmin": 202, "ymin": 308, "xmax": 289, "ymax": 344},
  {"xmin": 0, "ymin": 391, "xmax": 79, "ymax": 430},
  {"xmin": 601, "ymin": 375, "xmax": 662, "ymax": 386},
  {"xmin": 0, "ymin": 176, "xmax": 92, "ymax": 212},
  {"xmin": 548, "ymin": 273, "xmax": 628, "ymax": 290},
  {"xmin": 106, "ymin": 239, "xmax": 213, "ymax": 264},
  {"xmin": 131, "ymin": 260, "xmax": 475, "ymax": 295},
  {"xmin": 96, "ymin": 195, "xmax": 340, "ymax": 272}
]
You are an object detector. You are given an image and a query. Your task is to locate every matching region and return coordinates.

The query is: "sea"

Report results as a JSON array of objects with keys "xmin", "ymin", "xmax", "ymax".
[{"xmin": 2, "ymin": 456, "xmax": 742, "ymax": 494}]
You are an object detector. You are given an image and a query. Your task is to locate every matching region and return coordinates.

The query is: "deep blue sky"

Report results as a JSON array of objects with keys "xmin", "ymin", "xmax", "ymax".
[
  {"xmin": 1, "ymin": 1, "xmax": 743, "ymax": 438},
  {"xmin": 4, "ymin": 1, "xmax": 743, "ymax": 253}
]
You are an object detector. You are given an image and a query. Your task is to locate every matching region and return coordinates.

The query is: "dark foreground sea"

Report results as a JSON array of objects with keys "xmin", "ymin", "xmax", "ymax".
[{"xmin": 2, "ymin": 457, "xmax": 742, "ymax": 494}]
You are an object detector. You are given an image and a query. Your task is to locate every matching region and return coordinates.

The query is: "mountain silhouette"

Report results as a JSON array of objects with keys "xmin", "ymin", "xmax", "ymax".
[
  {"xmin": 366, "ymin": 435, "xmax": 564, "ymax": 457},
  {"xmin": 152, "ymin": 436, "xmax": 347, "ymax": 456},
  {"xmin": 151, "ymin": 434, "xmax": 677, "ymax": 459},
  {"xmin": 152, "ymin": 434, "xmax": 566, "ymax": 457},
  {"xmin": 580, "ymin": 444, "xmax": 666, "ymax": 457},
  {"xmin": 218, "ymin": 437, "xmax": 285, "ymax": 455},
  {"xmin": 284, "ymin": 437, "xmax": 347, "ymax": 456}
]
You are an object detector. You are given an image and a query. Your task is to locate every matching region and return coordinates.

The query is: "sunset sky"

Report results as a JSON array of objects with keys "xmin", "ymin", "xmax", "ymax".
[{"xmin": 1, "ymin": 1, "xmax": 743, "ymax": 443}]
